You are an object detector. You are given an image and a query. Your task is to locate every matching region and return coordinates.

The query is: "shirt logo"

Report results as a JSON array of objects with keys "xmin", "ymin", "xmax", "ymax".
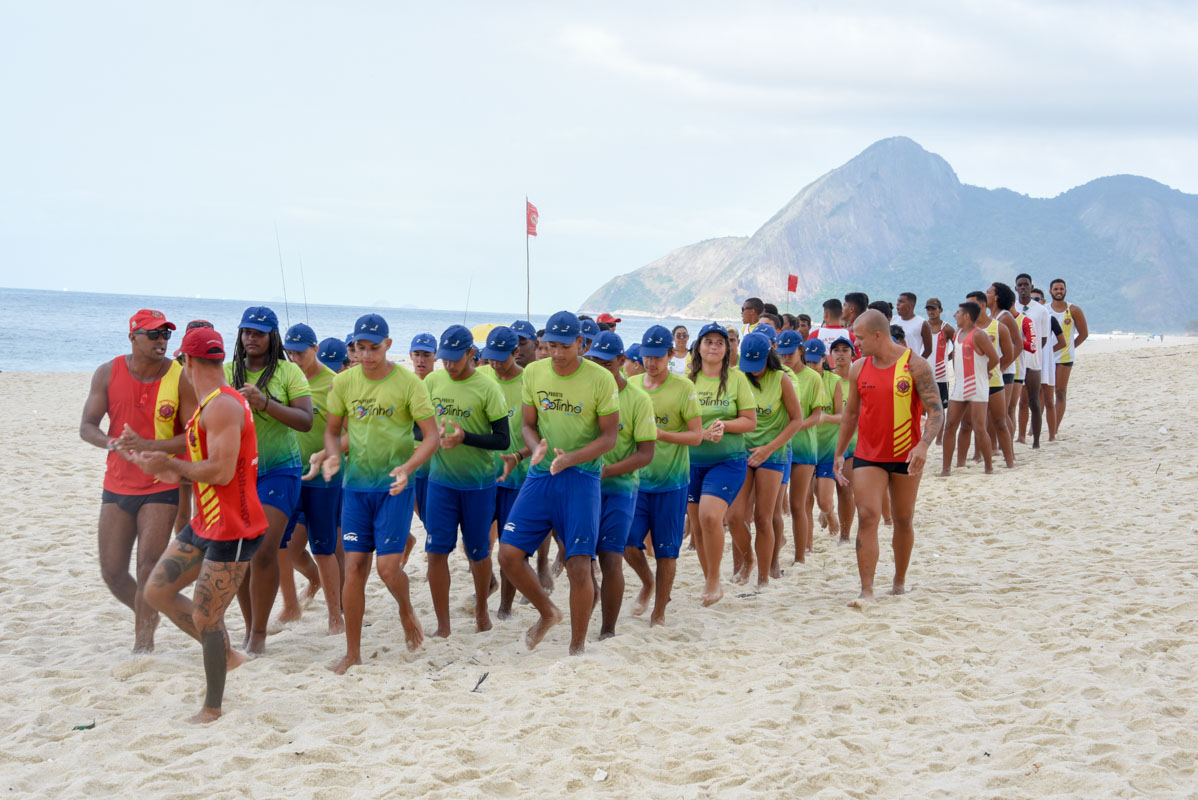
[
  {"xmin": 895, "ymin": 376, "xmax": 912, "ymax": 397},
  {"xmin": 432, "ymin": 397, "xmax": 472, "ymax": 419},
  {"xmin": 158, "ymin": 399, "xmax": 177, "ymax": 420},
  {"xmin": 536, "ymin": 390, "xmax": 583, "ymax": 415},
  {"xmin": 354, "ymin": 402, "xmax": 395, "ymax": 419},
  {"xmin": 654, "ymin": 413, "xmax": 670, "ymax": 425}
]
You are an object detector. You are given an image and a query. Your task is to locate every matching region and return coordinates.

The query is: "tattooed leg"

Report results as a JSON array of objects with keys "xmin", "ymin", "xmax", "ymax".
[
  {"xmin": 189, "ymin": 559, "xmax": 250, "ymax": 723},
  {"xmin": 144, "ymin": 539, "xmax": 205, "ymax": 641}
]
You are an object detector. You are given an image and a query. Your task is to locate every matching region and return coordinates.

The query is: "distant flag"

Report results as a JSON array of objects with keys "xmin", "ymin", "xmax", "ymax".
[
  {"xmin": 787, "ymin": 273, "xmax": 798, "ymax": 293},
  {"xmin": 526, "ymin": 201, "xmax": 539, "ymax": 237}
]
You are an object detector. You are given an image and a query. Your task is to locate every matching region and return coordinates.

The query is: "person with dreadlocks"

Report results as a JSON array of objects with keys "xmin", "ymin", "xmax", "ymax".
[{"xmin": 224, "ymin": 306, "xmax": 313, "ymax": 655}]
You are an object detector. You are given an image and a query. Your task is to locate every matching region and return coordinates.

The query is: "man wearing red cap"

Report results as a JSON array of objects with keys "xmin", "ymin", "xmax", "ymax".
[
  {"xmin": 136, "ymin": 326, "xmax": 269, "ymax": 723},
  {"xmin": 596, "ymin": 313, "xmax": 621, "ymax": 332},
  {"xmin": 79, "ymin": 309, "xmax": 195, "ymax": 652}
]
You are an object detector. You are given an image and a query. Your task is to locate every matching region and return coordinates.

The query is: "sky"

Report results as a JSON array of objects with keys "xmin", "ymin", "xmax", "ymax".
[{"xmin": 3, "ymin": 1, "xmax": 1197, "ymax": 313}]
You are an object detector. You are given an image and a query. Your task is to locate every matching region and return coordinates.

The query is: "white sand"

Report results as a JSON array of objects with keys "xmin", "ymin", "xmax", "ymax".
[{"xmin": 1, "ymin": 343, "xmax": 1196, "ymax": 798}]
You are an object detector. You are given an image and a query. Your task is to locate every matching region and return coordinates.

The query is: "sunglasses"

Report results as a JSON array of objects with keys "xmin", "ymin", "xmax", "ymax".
[
  {"xmin": 136, "ymin": 328, "xmax": 173, "ymax": 341},
  {"xmin": 675, "ymin": 332, "xmax": 689, "ymax": 339},
  {"xmin": 187, "ymin": 321, "xmax": 214, "ymax": 330}
]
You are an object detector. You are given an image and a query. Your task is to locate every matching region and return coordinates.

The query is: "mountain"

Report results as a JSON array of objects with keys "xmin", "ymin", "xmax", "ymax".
[{"xmin": 580, "ymin": 137, "xmax": 1198, "ymax": 331}]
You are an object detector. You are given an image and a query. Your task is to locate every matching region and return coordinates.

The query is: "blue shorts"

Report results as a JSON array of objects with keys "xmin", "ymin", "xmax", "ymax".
[
  {"xmin": 494, "ymin": 485, "xmax": 520, "ymax": 530},
  {"xmin": 412, "ymin": 475, "xmax": 429, "ymax": 527},
  {"xmin": 424, "ymin": 481, "xmax": 496, "ymax": 562},
  {"xmin": 687, "ymin": 459, "xmax": 747, "ymax": 505},
  {"xmin": 750, "ymin": 459, "xmax": 787, "ymax": 475},
  {"xmin": 501, "ymin": 469, "xmax": 600, "ymax": 561},
  {"xmin": 284, "ymin": 484, "xmax": 342, "ymax": 556},
  {"xmin": 781, "ymin": 452, "xmax": 793, "ymax": 484},
  {"xmin": 598, "ymin": 492, "xmax": 637, "ymax": 555},
  {"xmin": 340, "ymin": 487, "xmax": 415, "ymax": 556},
  {"xmin": 628, "ymin": 486, "xmax": 688, "ymax": 559},
  {"xmin": 258, "ymin": 471, "xmax": 301, "ymax": 517},
  {"xmin": 815, "ymin": 461, "xmax": 835, "ymax": 480}
]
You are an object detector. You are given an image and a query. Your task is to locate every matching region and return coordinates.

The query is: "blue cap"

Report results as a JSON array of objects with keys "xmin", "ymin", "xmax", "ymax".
[
  {"xmin": 584, "ymin": 331, "xmax": 624, "ymax": 361},
  {"xmin": 776, "ymin": 329, "xmax": 802, "ymax": 355},
  {"xmin": 752, "ymin": 322, "xmax": 776, "ymax": 343},
  {"xmin": 639, "ymin": 325, "xmax": 672, "ymax": 358},
  {"xmin": 316, "ymin": 337, "xmax": 348, "ymax": 371},
  {"xmin": 283, "ymin": 323, "xmax": 318, "ymax": 352},
  {"xmin": 625, "ymin": 343, "xmax": 643, "ymax": 364},
  {"xmin": 239, "ymin": 306, "xmax": 279, "ymax": 333},
  {"xmin": 696, "ymin": 321, "xmax": 728, "ymax": 341},
  {"xmin": 352, "ymin": 313, "xmax": 389, "ymax": 344},
  {"xmin": 804, "ymin": 337, "xmax": 827, "ymax": 362},
  {"xmin": 481, "ymin": 326, "xmax": 519, "ymax": 361},
  {"xmin": 543, "ymin": 311, "xmax": 583, "ymax": 345},
  {"xmin": 509, "ymin": 320, "xmax": 537, "ymax": 341},
  {"xmin": 435, "ymin": 324, "xmax": 474, "ymax": 360},
  {"xmin": 829, "ymin": 335, "xmax": 854, "ymax": 352},
  {"xmin": 409, "ymin": 333, "xmax": 437, "ymax": 353},
  {"xmin": 345, "ymin": 334, "xmax": 355, "ymax": 346},
  {"xmin": 739, "ymin": 332, "xmax": 772, "ymax": 373},
  {"xmin": 581, "ymin": 318, "xmax": 600, "ymax": 345}
]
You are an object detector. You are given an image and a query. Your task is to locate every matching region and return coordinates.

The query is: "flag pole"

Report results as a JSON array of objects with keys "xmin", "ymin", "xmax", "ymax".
[{"xmin": 525, "ymin": 195, "xmax": 531, "ymax": 321}]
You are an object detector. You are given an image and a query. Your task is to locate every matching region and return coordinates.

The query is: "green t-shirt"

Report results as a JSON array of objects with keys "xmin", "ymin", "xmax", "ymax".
[
  {"xmin": 601, "ymin": 382, "xmax": 657, "ymax": 496},
  {"xmin": 490, "ymin": 369, "xmax": 529, "ymax": 490},
  {"xmin": 296, "ymin": 365, "xmax": 336, "ymax": 488},
  {"xmin": 521, "ymin": 358, "xmax": 619, "ymax": 478},
  {"xmin": 690, "ymin": 368, "xmax": 755, "ymax": 465},
  {"xmin": 327, "ymin": 364, "xmax": 435, "ymax": 491},
  {"xmin": 413, "ymin": 371, "xmax": 432, "ymax": 479},
  {"xmin": 424, "ymin": 369, "xmax": 508, "ymax": 490},
  {"xmin": 632, "ymin": 372, "xmax": 701, "ymax": 492},
  {"xmin": 838, "ymin": 373, "xmax": 859, "ymax": 455},
  {"xmin": 815, "ymin": 369, "xmax": 842, "ymax": 462},
  {"xmin": 790, "ymin": 366, "xmax": 829, "ymax": 464},
  {"xmin": 742, "ymin": 367, "xmax": 790, "ymax": 465},
  {"xmin": 224, "ymin": 359, "xmax": 311, "ymax": 475}
]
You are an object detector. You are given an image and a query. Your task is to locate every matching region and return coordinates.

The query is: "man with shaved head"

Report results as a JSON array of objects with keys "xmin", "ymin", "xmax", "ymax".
[{"xmin": 833, "ymin": 310, "xmax": 942, "ymax": 607}]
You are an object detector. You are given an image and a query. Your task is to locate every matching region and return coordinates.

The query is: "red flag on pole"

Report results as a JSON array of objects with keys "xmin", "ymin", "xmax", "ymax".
[
  {"xmin": 787, "ymin": 273, "xmax": 798, "ymax": 292},
  {"xmin": 526, "ymin": 201, "xmax": 539, "ymax": 236}
]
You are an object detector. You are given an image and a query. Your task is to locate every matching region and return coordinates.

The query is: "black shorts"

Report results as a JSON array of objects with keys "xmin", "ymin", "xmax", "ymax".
[
  {"xmin": 1002, "ymin": 373, "xmax": 1014, "ymax": 385},
  {"xmin": 101, "ymin": 488, "xmax": 180, "ymax": 516},
  {"xmin": 177, "ymin": 525, "xmax": 263, "ymax": 563},
  {"xmin": 851, "ymin": 457, "xmax": 909, "ymax": 475},
  {"xmin": 1059, "ymin": 361, "xmax": 1074, "ymax": 368},
  {"xmin": 937, "ymin": 381, "xmax": 949, "ymax": 405},
  {"xmin": 989, "ymin": 385, "xmax": 1003, "ymax": 396},
  {"xmin": 1014, "ymin": 378, "xmax": 1024, "ymax": 384}
]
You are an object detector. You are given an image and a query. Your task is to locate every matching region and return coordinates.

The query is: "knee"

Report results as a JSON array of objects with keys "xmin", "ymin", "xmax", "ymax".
[
  {"xmin": 100, "ymin": 561, "xmax": 127, "ymax": 588},
  {"xmin": 377, "ymin": 559, "xmax": 405, "ymax": 586},
  {"xmin": 143, "ymin": 581, "xmax": 168, "ymax": 611},
  {"xmin": 497, "ymin": 545, "xmax": 524, "ymax": 573},
  {"xmin": 565, "ymin": 558, "xmax": 590, "ymax": 582}
]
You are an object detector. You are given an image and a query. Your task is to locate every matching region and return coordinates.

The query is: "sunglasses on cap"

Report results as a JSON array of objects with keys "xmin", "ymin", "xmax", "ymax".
[
  {"xmin": 135, "ymin": 328, "xmax": 173, "ymax": 341},
  {"xmin": 187, "ymin": 320, "xmax": 214, "ymax": 330}
]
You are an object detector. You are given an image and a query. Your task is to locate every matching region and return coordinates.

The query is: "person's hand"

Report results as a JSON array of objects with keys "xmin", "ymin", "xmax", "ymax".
[
  {"xmin": 439, "ymin": 419, "xmax": 465, "ymax": 450},
  {"xmin": 529, "ymin": 438, "xmax": 548, "ymax": 466},
  {"xmin": 303, "ymin": 451, "xmax": 324, "ymax": 481},
  {"xmin": 114, "ymin": 423, "xmax": 149, "ymax": 453},
  {"xmin": 809, "ymin": 409, "xmax": 822, "ymax": 426},
  {"xmin": 320, "ymin": 451, "xmax": 342, "ymax": 482},
  {"xmin": 703, "ymin": 420, "xmax": 725, "ymax": 443},
  {"xmin": 833, "ymin": 455, "xmax": 850, "ymax": 487},
  {"xmin": 389, "ymin": 466, "xmax": 409, "ymax": 496},
  {"xmin": 549, "ymin": 448, "xmax": 573, "ymax": 475},
  {"xmin": 238, "ymin": 385, "xmax": 268, "ymax": 411},
  {"xmin": 906, "ymin": 442, "xmax": 928, "ymax": 476},
  {"xmin": 499, "ymin": 452, "xmax": 520, "ymax": 483},
  {"xmin": 133, "ymin": 451, "xmax": 182, "ymax": 483},
  {"xmin": 747, "ymin": 445, "xmax": 771, "ymax": 468}
]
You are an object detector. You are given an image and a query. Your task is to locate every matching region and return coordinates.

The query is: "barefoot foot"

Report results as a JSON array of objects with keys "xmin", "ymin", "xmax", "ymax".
[
  {"xmin": 631, "ymin": 586, "xmax": 653, "ymax": 616},
  {"xmin": 524, "ymin": 607, "xmax": 563, "ymax": 650},
  {"xmin": 187, "ymin": 706, "xmax": 222, "ymax": 724},
  {"xmin": 330, "ymin": 653, "xmax": 362, "ymax": 675},
  {"xmin": 700, "ymin": 585, "xmax": 724, "ymax": 607}
]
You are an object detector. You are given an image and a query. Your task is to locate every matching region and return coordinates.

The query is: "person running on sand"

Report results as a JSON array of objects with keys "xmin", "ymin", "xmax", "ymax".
[
  {"xmin": 686, "ymin": 322, "xmax": 755, "ymax": 606},
  {"xmin": 135, "ymin": 326, "xmax": 266, "ymax": 723},
  {"xmin": 317, "ymin": 314, "xmax": 438, "ymax": 674},
  {"xmin": 624, "ymin": 325, "xmax": 703, "ymax": 625},
  {"xmin": 80, "ymin": 309, "xmax": 194, "ymax": 652},
  {"xmin": 497, "ymin": 311, "xmax": 619, "ymax": 655},
  {"xmin": 276, "ymin": 323, "xmax": 344, "ymax": 635},
  {"xmin": 586, "ymin": 331, "xmax": 655, "ymax": 635},
  {"xmin": 224, "ymin": 306, "xmax": 313, "ymax": 655},
  {"xmin": 834, "ymin": 310, "xmax": 942, "ymax": 607},
  {"xmin": 423, "ymin": 325, "xmax": 510, "ymax": 638},
  {"xmin": 940, "ymin": 302, "xmax": 999, "ymax": 476}
]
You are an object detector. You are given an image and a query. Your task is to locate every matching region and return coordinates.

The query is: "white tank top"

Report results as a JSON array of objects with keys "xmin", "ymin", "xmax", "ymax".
[{"xmin": 953, "ymin": 328, "xmax": 989, "ymax": 398}]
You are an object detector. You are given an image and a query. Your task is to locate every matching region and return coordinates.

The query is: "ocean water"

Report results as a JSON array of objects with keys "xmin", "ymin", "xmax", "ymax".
[{"xmin": 0, "ymin": 287, "xmax": 719, "ymax": 372}]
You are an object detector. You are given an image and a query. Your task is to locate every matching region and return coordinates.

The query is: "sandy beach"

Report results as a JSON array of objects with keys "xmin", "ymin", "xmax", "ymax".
[{"xmin": 1, "ymin": 339, "xmax": 1195, "ymax": 798}]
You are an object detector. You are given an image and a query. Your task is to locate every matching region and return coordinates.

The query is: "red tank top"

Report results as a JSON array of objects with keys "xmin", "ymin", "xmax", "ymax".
[
  {"xmin": 855, "ymin": 349, "xmax": 923, "ymax": 463},
  {"xmin": 186, "ymin": 386, "xmax": 268, "ymax": 542},
  {"xmin": 103, "ymin": 356, "xmax": 183, "ymax": 494}
]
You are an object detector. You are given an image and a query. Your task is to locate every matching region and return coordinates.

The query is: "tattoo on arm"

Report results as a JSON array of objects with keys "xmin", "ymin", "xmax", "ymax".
[{"xmin": 910, "ymin": 358, "xmax": 943, "ymax": 444}]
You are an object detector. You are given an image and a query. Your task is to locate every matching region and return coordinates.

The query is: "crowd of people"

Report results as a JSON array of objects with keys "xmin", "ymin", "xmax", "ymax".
[{"xmin": 81, "ymin": 274, "xmax": 1088, "ymax": 723}]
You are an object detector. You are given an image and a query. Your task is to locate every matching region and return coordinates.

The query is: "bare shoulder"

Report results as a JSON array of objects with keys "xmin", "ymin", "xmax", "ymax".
[
  {"xmin": 849, "ymin": 358, "xmax": 866, "ymax": 380},
  {"xmin": 907, "ymin": 353, "xmax": 933, "ymax": 380},
  {"xmin": 202, "ymin": 391, "xmax": 245, "ymax": 429}
]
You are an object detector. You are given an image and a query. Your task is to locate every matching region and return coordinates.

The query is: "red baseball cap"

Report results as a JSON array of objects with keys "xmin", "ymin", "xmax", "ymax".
[
  {"xmin": 174, "ymin": 327, "xmax": 226, "ymax": 360},
  {"xmin": 597, "ymin": 313, "xmax": 621, "ymax": 324},
  {"xmin": 128, "ymin": 309, "xmax": 175, "ymax": 332}
]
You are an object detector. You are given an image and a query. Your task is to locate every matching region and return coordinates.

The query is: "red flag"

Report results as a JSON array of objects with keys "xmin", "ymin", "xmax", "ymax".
[
  {"xmin": 526, "ymin": 201, "xmax": 539, "ymax": 236},
  {"xmin": 787, "ymin": 273, "xmax": 798, "ymax": 292}
]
